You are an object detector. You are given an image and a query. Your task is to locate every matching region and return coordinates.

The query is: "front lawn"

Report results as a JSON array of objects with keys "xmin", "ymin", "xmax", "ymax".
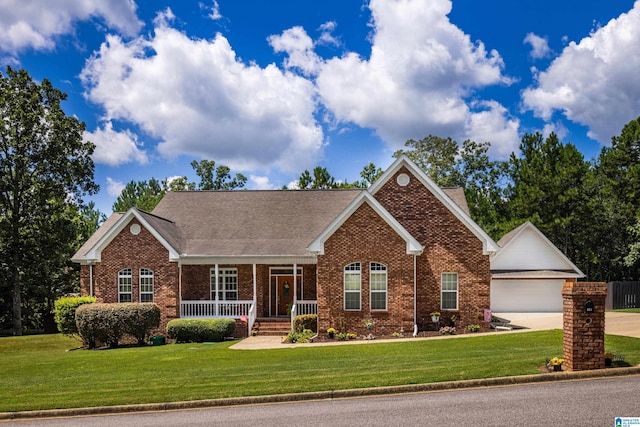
[{"xmin": 1, "ymin": 331, "xmax": 639, "ymax": 412}]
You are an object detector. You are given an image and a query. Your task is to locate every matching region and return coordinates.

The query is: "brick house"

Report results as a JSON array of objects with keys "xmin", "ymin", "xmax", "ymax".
[{"xmin": 72, "ymin": 155, "xmax": 501, "ymax": 337}]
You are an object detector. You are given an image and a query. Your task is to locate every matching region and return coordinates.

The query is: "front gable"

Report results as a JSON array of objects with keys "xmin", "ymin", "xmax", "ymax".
[
  {"xmin": 72, "ymin": 208, "xmax": 180, "ymax": 264},
  {"xmin": 369, "ymin": 156, "xmax": 499, "ymax": 255},
  {"xmin": 491, "ymin": 221, "xmax": 585, "ymax": 276},
  {"xmin": 308, "ymin": 192, "xmax": 423, "ymax": 256}
]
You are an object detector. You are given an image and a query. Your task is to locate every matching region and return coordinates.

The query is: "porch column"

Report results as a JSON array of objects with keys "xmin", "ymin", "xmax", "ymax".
[
  {"xmin": 178, "ymin": 263, "xmax": 182, "ymax": 317},
  {"xmin": 293, "ymin": 263, "xmax": 297, "ymax": 302},
  {"xmin": 252, "ymin": 264, "xmax": 257, "ymax": 304},
  {"xmin": 214, "ymin": 264, "xmax": 219, "ymax": 316}
]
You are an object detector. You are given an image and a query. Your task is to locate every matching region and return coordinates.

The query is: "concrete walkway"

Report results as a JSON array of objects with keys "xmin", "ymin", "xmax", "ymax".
[{"xmin": 230, "ymin": 311, "xmax": 640, "ymax": 350}]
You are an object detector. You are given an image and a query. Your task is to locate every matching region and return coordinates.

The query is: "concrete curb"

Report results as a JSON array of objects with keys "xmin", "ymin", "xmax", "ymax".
[{"xmin": 2, "ymin": 366, "xmax": 639, "ymax": 421}]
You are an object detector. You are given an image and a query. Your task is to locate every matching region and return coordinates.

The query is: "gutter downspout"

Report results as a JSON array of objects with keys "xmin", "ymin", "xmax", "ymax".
[
  {"xmin": 413, "ymin": 254, "xmax": 418, "ymax": 337},
  {"xmin": 179, "ymin": 262, "xmax": 183, "ymax": 318}
]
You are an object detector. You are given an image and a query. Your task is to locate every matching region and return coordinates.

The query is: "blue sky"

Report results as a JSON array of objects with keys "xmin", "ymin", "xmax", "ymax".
[{"xmin": 2, "ymin": 0, "xmax": 639, "ymax": 214}]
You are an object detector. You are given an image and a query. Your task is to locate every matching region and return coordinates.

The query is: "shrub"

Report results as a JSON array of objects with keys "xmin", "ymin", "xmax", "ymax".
[
  {"xmin": 54, "ymin": 296, "xmax": 95, "ymax": 336},
  {"xmin": 76, "ymin": 303, "xmax": 160, "ymax": 348},
  {"xmin": 293, "ymin": 314, "xmax": 317, "ymax": 333},
  {"xmin": 124, "ymin": 304, "xmax": 160, "ymax": 345},
  {"xmin": 166, "ymin": 318, "xmax": 236, "ymax": 343},
  {"xmin": 284, "ymin": 329, "xmax": 315, "ymax": 343}
]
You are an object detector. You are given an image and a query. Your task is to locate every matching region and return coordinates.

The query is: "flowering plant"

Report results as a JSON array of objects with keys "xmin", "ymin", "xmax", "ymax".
[
  {"xmin": 466, "ymin": 324, "xmax": 480, "ymax": 332},
  {"xmin": 604, "ymin": 352, "xmax": 615, "ymax": 359},
  {"xmin": 364, "ymin": 319, "xmax": 375, "ymax": 330},
  {"xmin": 430, "ymin": 312, "xmax": 441, "ymax": 317},
  {"xmin": 549, "ymin": 357, "xmax": 564, "ymax": 366},
  {"xmin": 439, "ymin": 326, "xmax": 456, "ymax": 335},
  {"xmin": 327, "ymin": 327, "xmax": 336, "ymax": 334}
]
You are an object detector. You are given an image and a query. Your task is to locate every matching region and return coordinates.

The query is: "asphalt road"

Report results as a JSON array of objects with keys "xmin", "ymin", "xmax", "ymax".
[{"xmin": 4, "ymin": 375, "xmax": 640, "ymax": 427}]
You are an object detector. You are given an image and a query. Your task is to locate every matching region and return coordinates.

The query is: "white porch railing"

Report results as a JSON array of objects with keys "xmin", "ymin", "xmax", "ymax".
[
  {"xmin": 180, "ymin": 300, "xmax": 253, "ymax": 318},
  {"xmin": 290, "ymin": 300, "xmax": 318, "ymax": 332},
  {"xmin": 295, "ymin": 300, "xmax": 318, "ymax": 316},
  {"xmin": 247, "ymin": 304, "xmax": 257, "ymax": 336}
]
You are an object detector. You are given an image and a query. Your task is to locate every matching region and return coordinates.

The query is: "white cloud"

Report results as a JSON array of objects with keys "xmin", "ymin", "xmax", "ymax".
[
  {"xmin": 522, "ymin": 2, "xmax": 640, "ymax": 143},
  {"xmin": 310, "ymin": 0, "xmax": 518, "ymax": 158},
  {"xmin": 84, "ymin": 121, "xmax": 148, "ymax": 166},
  {"xmin": 81, "ymin": 13, "xmax": 324, "ymax": 173},
  {"xmin": 318, "ymin": 21, "xmax": 339, "ymax": 47},
  {"xmin": 523, "ymin": 33, "xmax": 551, "ymax": 59},
  {"xmin": 210, "ymin": 1, "xmax": 223, "ymax": 21},
  {"xmin": 249, "ymin": 175, "xmax": 276, "ymax": 190},
  {"xmin": 0, "ymin": 0, "xmax": 141, "ymax": 53},
  {"xmin": 268, "ymin": 26, "xmax": 322, "ymax": 76},
  {"xmin": 106, "ymin": 177, "xmax": 126, "ymax": 197}
]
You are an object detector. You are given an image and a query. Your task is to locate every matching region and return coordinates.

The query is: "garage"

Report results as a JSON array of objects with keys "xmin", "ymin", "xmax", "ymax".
[
  {"xmin": 491, "ymin": 278, "xmax": 565, "ymax": 312},
  {"xmin": 490, "ymin": 221, "xmax": 585, "ymax": 313}
]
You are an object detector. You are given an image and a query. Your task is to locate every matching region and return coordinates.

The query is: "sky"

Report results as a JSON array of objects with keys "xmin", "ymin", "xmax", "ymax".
[{"xmin": 2, "ymin": 0, "xmax": 640, "ymax": 214}]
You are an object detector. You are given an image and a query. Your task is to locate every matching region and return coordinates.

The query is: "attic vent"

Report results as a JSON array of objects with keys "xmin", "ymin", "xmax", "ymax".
[
  {"xmin": 396, "ymin": 173, "xmax": 410, "ymax": 186},
  {"xmin": 130, "ymin": 223, "xmax": 141, "ymax": 235}
]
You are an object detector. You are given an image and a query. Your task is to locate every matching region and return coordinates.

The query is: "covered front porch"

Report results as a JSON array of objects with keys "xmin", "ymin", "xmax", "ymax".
[{"xmin": 178, "ymin": 261, "xmax": 318, "ymax": 336}]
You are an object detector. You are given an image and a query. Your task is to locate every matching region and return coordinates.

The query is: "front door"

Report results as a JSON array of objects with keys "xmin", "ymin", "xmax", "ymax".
[{"xmin": 278, "ymin": 276, "xmax": 294, "ymax": 315}]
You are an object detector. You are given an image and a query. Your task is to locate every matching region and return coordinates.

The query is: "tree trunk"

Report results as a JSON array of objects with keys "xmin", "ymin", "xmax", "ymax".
[{"xmin": 12, "ymin": 267, "xmax": 22, "ymax": 336}]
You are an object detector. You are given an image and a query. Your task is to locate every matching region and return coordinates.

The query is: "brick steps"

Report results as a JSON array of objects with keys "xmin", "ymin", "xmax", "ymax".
[{"xmin": 254, "ymin": 318, "xmax": 291, "ymax": 336}]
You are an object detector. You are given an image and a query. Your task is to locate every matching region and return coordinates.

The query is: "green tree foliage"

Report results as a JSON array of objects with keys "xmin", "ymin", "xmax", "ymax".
[
  {"xmin": 506, "ymin": 132, "xmax": 590, "ymax": 258},
  {"xmin": 0, "ymin": 67, "xmax": 98, "ymax": 335},
  {"xmin": 298, "ymin": 166, "xmax": 338, "ymax": 189},
  {"xmin": 191, "ymin": 159, "xmax": 247, "ymax": 190},
  {"xmin": 112, "ymin": 178, "xmax": 165, "ymax": 212},
  {"xmin": 357, "ymin": 162, "xmax": 384, "ymax": 188},
  {"xmin": 395, "ymin": 135, "xmax": 459, "ymax": 186}
]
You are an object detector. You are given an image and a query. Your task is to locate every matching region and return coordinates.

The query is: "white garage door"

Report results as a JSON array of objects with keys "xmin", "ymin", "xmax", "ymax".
[{"xmin": 491, "ymin": 279, "xmax": 564, "ymax": 312}]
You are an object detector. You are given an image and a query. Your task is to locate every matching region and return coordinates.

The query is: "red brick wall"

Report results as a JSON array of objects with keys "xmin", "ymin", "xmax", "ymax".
[
  {"xmin": 317, "ymin": 202, "xmax": 416, "ymax": 335},
  {"xmin": 81, "ymin": 218, "xmax": 179, "ymax": 332},
  {"xmin": 374, "ymin": 167, "xmax": 491, "ymax": 329}
]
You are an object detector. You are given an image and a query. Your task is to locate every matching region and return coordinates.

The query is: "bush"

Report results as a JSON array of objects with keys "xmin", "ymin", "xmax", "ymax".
[
  {"xmin": 293, "ymin": 314, "xmax": 317, "ymax": 333},
  {"xmin": 54, "ymin": 296, "xmax": 95, "ymax": 336},
  {"xmin": 124, "ymin": 304, "xmax": 160, "ymax": 345},
  {"xmin": 166, "ymin": 318, "xmax": 236, "ymax": 343},
  {"xmin": 284, "ymin": 329, "xmax": 315, "ymax": 343},
  {"xmin": 76, "ymin": 303, "xmax": 161, "ymax": 348}
]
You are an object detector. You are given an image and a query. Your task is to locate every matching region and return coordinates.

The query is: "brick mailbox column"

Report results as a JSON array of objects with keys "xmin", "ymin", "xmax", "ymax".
[{"xmin": 562, "ymin": 281, "xmax": 607, "ymax": 371}]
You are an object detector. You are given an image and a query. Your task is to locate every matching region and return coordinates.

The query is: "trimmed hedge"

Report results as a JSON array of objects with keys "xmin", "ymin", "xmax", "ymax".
[
  {"xmin": 54, "ymin": 296, "xmax": 96, "ymax": 336},
  {"xmin": 76, "ymin": 303, "xmax": 160, "ymax": 348},
  {"xmin": 293, "ymin": 314, "xmax": 317, "ymax": 333},
  {"xmin": 167, "ymin": 318, "xmax": 236, "ymax": 343}
]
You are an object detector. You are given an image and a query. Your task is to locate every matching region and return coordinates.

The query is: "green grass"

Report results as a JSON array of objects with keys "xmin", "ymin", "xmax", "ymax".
[
  {"xmin": 1, "ymin": 332, "xmax": 639, "ymax": 412},
  {"xmin": 612, "ymin": 308, "xmax": 640, "ymax": 313}
]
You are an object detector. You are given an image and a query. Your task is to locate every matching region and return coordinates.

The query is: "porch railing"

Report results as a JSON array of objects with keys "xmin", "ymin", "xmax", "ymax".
[
  {"xmin": 290, "ymin": 300, "xmax": 318, "ymax": 330},
  {"xmin": 180, "ymin": 300, "xmax": 253, "ymax": 318}
]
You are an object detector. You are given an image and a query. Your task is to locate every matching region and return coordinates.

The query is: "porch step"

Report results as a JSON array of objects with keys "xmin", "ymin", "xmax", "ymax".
[{"xmin": 254, "ymin": 318, "xmax": 291, "ymax": 336}]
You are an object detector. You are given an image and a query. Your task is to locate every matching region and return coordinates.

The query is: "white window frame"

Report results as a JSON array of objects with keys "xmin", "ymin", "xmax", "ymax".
[
  {"xmin": 441, "ymin": 272, "xmax": 458, "ymax": 310},
  {"xmin": 210, "ymin": 268, "xmax": 238, "ymax": 301},
  {"xmin": 139, "ymin": 268, "xmax": 154, "ymax": 302},
  {"xmin": 344, "ymin": 263, "xmax": 361, "ymax": 311},
  {"xmin": 369, "ymin": 262, "xmax": 388, "ymax": 311},
  {"xmin": 118, "ymin": 268, "xmax": 132, "ymax": 303}
]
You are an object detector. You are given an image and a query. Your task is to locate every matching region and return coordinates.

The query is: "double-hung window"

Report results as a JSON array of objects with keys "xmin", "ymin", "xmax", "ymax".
[
  {"xmin": 344, "ymin": 263, "xmax": 361, "ymax": 310},
  {"xmin": 210, "ymin": 268, "xmax": 238, "ymax": 301},
  {"xmin": 441, "ymin": 272, "xmax": 458, "ymax": 310},
  {"xmin": 370, "ymin": 262, "xmax": 387, "ymax": 310},
  {"xmin": 118, "ymin": 269, "xmax": 132, "ymax": 302},
  {"xmin": 140, "ymin": 269, "xmax": 154, "ymax": 302}
]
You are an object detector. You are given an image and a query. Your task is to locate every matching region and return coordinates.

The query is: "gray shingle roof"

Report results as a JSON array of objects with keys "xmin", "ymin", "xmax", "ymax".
[{"xmin": 151, "ymin": 189, "xmax": 363, "ymax": 256}]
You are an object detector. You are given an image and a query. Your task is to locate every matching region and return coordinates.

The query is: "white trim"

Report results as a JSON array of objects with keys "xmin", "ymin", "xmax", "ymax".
[
  {"xmin": 440, "ymin": 272, "xmax": 458, "ymax": 311},
  {"xmin": 118, "ymin": 268, "xmax": 133, "ymax": 303},
  {"xmin": 81, "ymin": 208, "xmax": 180, "ymax": 262},
  {"xmin": 308, "ymin": 192, "xmax": 423, "ymax": 255},
  {"xmin": 344, "ymin": 262, "xmax": 362, "ymax": 311},
  {"xmin": 179, "ymin": 255, "xmax": 316, "ymax": 265},
  {"xmin": 368, "ymin": 155, "xmax": 499, "ymax": 255},
  {"xmin": 139, "ymin": 268, "xmax": 154, "ymax": 302},
  {"xmin": 491, "ymin": 221, "xmax": 585, "ymax": 277},
  {"xmin": 210, "ymin": 267, "xmax": 238, "ymax": 301},
  {"xmin": 369, "ymin": 262, "xmax": 388, "ymax": 311}
]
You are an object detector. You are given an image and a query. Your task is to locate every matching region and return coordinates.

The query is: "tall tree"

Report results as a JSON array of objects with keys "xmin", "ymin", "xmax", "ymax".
[
  {"xmin": 356, "ymin": 162, "xmax": 383, "ymax": 188},
  {"xmin": 112, "ymin": 178, "xmax": 165, "ymax": 212},
  {"xmin": 191, "ymin": 160, "xmax": 247, "ymax": 190},
  {"xmin": 0, "ymin": 67, "xmax": 98, "ymax": 335},
  {"xmin": 297, "ymin": 166, "xmax": 338, "ymax": 189},
  {"xmin": 506, "ymin": 132, "xmax": 590, "ymax": 263},
  {"xmin": 394, "ymin": 135, "xmax": 459, "ymax": 186}
]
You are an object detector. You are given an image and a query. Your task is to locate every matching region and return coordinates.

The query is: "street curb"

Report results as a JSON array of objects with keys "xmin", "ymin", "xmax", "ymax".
[{"xmin": 2, "ymin": 366, "xmax": 639, "ymax": 421}]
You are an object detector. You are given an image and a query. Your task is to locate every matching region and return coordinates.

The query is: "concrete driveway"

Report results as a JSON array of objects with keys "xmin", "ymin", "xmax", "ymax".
[{"xmin": 494, "ymin": 311, "xmax": 640, "ymax": 338}]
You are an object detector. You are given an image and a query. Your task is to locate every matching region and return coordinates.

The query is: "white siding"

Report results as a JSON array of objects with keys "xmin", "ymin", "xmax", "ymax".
[
  {"xmin": 492, "ymin": 227, "xmax": 574, "ymax": 271},
  {"xmin": 491, "ymin": 279, "xmax": 564, "ymax": 312}
]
